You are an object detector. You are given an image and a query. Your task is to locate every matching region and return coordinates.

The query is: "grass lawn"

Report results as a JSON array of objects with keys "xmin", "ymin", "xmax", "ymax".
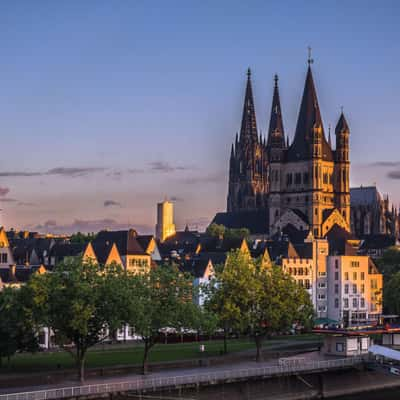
[{"xmin": 0, "ymin": 334, "xmax": 320, "ymax": 374}]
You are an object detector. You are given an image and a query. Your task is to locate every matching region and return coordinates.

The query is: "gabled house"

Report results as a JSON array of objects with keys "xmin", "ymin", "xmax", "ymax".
[
  {"xmin": 83, "ymin": 241, "xmax": 123, "ymax": 266},
  {"xmin": 0, "ymin": 227, "xmax": 15, "ymax": 267},
  {"xmin": 94, "ymin": 229, "xmax": 152, "ymax": 273}
]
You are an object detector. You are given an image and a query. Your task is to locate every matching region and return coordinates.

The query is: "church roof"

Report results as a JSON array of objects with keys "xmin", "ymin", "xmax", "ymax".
[
  {"xmin": 350, "ymin": 186, "xmax": 382, "ymax": 206},
  {"xmin": 239, "ymin": 69, "xmax": 258, "ymax": 145},
  {"xmin": 212, "ymin": 209, "xmax": 269, "ymax": 234},
  {"xmin": 287, "ymin": 66, "xmax": 333, "ymax": 162}
]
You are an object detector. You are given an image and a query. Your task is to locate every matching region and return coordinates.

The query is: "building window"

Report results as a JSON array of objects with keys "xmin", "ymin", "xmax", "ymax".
[
  {"xmin": 335, "ymin": 271, "xmax": 339, "ymax": 281},
  {"xmin": 336, "ymin": 343, "xmax": 344, "ymax": 352},
  {"xmin": 1, "ymin": 253, "xmax": 7, "ymax": 263},
  {"xmin": 305, "ymin": 280, "xmax": 310, "ymax": 289},
  {"xmin": 323, "ymin": 173, "xmax": 328, "ymax": 184},
  {"xmin": 344, "ymin": 298, "xmax": 349, "ymax": 308},
  {"xmin": 335, "ymin": 260, "xmax": 339, "ymax": 269},
  {"xmin": 353, "ymin": 298, "xmax": 358, "ymax": 308},
  {"xmin": 345, "ymin": 272, "xmax": 349, "ymax": 281},
  {"xmin": 361, "ymin": 284, "xmax": 365, "ymax": 294},
  {"xmin": 334, "ymin": 298, "xmax": 339, "ymax": 308},
  {"xmin": 361, "ymin": 272, "xmax": 365, "ymax": 280},
  {"xmin": 295, "ymin": 173, "xmax": 301, "ymax": 185},
  {"xmin": 344, "ymin": 284, "xmax": 349, "ymax": 294},
  {"xmin": 286, "ymin": 173, "xmax": 293, "ymax": 186},
  {"xmin": 371, "ymin": 279, "xmax": 378, "ymax": 289},
  {"xmin": 335, "ymin": 284, "xmax": 339, "ymax": 294},
  {"xmin": 360, "ymin": 298, "xmax": 365, "ymax": 308},
  {"xmin": 318, "ymin": 294, "xmax": 326, "ymax": 300},
  {"xmin": 353, "ymin": 272, "xmax": 357, "ymax": 281},
  {"xmin": 303, "ymin": 172, "xmax": 309, "ymax": 184},
  {"xmin": 353, "ymin": 284, "xmax": 357, "ymax": 294},
  {"xmin": 351, "ymin": 261, "xmax": 360, "ymax": 268}
]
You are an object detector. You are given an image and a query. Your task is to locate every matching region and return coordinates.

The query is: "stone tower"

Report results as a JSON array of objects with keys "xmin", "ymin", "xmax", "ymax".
[
  {"xmin": 155, "ymin": 200, "xmax": 176, "ymax": 242},
  {"xmin": 227, "ymin": 69, "xmax": 268, "ymax": 212},
  {"xmin": 334, "ymin": 113, "xmax": 351, "ymax": 227}
]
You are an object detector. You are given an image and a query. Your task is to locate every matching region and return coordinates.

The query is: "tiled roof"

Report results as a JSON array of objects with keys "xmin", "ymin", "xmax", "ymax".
[{"xmin": 350, "ymin": 186, "xmax": 382, "ymax": 206}]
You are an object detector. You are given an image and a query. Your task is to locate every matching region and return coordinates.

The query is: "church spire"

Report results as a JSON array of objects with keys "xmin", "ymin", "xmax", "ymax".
[
  {"xmin": 239, "ymin": 68, "xmax": 258, "ymax": 144},
  {"xmin": 266, "ymin": 74, "xmax": 285, "ymax": 148},
  {"xmin": 287, "ymin": 62, "xmax": 332, "ymax": 161}
]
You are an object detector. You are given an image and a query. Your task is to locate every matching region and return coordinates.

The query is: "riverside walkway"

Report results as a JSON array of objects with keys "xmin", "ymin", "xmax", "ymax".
[{"xmin": 0, "ymin": 354, "xmax": 364, "ymax": 400}]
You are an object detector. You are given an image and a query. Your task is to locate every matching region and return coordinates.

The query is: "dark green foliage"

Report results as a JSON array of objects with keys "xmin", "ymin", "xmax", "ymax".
[{"xmin": 0, "ymin": 286, "xmax": 39, "ymax": 366}]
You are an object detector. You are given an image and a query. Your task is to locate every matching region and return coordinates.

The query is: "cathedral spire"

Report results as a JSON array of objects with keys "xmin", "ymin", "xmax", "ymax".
[
  {"xmin": 287, "ymin": 63, "xmax": 332, "ymax": 161},
  {"xmin": 239, "ymin": 68, "xmax": 258, "ymax": 144},
  {"xmin": 266, "ymin": 74, "xmax": 285, "ymax": 148}
]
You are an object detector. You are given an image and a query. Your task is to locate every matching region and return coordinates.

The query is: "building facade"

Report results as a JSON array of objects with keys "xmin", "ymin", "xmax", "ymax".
[{"xmin": 227, "ymin": 63, "xmax": 350, "ymax": 238}]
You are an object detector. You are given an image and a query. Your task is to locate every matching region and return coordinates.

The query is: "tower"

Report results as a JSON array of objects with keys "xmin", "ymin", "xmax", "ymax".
[
  {"xmin": 227, "ymin": 69, "xmax": 267, "ymax": 212},
  {"xmin": 334, "ymin": 112, "xmax": 351, "ymax": 226},
  {"xmin": 267, "ymin": 74, "xmax": 286, "ymax": 226},
  {"xmin": 155, "ymin": 200, "xmax": 176, "ymax": 242}
]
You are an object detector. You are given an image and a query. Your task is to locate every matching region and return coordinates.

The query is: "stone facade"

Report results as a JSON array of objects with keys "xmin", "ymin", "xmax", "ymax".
[{"xmin": 227, "ymin": 65, "xmax": 350, "ymax": 238}]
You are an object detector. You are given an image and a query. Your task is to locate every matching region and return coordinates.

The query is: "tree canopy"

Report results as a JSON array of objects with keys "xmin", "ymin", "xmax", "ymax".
[
  {"xmin": 28, "ymin": 258, "xmax": 127, "ymax": 382},
  {"xmin": 0, "ymin": 286, "xmax": 39, "ymax": 366},
  {"xmin": 205, "ymin": 250, "xmax": 314, "ymax": 361},
  {"xmin": 123, "ymin": 265, "xmax": 211, "ymax": 373},
  {"xmin": 206, "ymin": 223, "xmax": 250, "ymax": 241}
]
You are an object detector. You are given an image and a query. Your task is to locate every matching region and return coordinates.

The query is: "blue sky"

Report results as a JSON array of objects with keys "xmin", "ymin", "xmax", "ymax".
[{"xmin": 0, "ymin": 1, "xmax": 400, "ymax": 233}]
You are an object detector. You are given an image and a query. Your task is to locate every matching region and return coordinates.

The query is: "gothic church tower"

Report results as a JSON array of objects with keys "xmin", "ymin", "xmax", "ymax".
[{"xmin": 227, "ymin": 69, "xmax": 268, "ymax": 212}]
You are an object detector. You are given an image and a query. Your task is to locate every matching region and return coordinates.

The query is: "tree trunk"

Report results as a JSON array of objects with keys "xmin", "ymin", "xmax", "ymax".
[
  {"xmin": 223, "ymin": 326, "xmax": 228, "ymax": 354},
  {"xmin": 76, "ymin": 346, "xmax": 87, "ymax": 383},
  {"xmin": 79, "ymin": 356, "xmax": 86, "ymax": 383},
  {"xmin": 255, "ymin": 336, "xmax": 263, "ymax": 362},
  {"xmin": 142, "ymin": 340, "xmax": 152, "ymax": 375}
]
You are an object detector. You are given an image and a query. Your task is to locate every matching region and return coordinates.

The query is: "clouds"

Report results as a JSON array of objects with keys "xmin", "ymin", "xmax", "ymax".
[
  {"xmin": 104, "ymin": 200, "xmax": 122, "ymax": 207},
  {"xmin": 33, "ymin": 218, "xmax": 152, "ymax": 234},
  {"xmin": 0, "ymin": 187, "xmax": 10, "ymax": 196},
  {"xmin": 387, "ymin": 171, "xmax": 400, "ymax": 180},
  {"xmin": 148, "ymin": 161, "xmax": 192, "ymax": 173},
  {"xmin": 0, "ymin": 162, "xmax": 194, "ymax": 180},
  {"xmin": 0, "ymin": 167, "xmax": 105, "ymax": 178}
]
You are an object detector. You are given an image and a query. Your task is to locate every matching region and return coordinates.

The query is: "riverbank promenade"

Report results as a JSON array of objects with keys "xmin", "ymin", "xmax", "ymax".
[{"xmin": 0, "ymin": 352, "xmax": 363, "ymax": 400}]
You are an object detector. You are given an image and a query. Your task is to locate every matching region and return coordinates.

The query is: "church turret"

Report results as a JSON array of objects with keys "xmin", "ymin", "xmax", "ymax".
[
  {"xmin": 334, "ymin": 112, "xmax": 350, "ymax": 226},
  {"xmin": 266, "ymin": 74, "xmax": 285, "ymax": 155}
]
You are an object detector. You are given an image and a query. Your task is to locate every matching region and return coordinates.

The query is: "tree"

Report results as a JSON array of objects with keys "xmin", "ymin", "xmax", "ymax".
[
  {"xmin": 383, "ymin": 271, "xmax": 400, "ymax": 315},
  {"xmin": 70, "ymin": 232, "xmax": 97, "ymax": 244},
  {"xmin": 206, "ymin": 223, "xmax": 226, "ymax": 239},
  {"xmin": 124, "ymin": 266, "xmax": 205, "ymax": 374},
  {"xmin": 0, "ymin": 286, "xmax": 39, "ymax": 367},
  {"xmin": 28, "ymin": 258, "xmax": 126, "ymax": 382},
  {"xmin": 207, "ymin": 250, "xmax": 314, "ymax": 361},
  {"xmin": 206, "ymin": 223, "xmax": 250, "ymax": 241},
  {"xmin": 376, "ymin": 247, "xmax": 400, "ymax": 280}
]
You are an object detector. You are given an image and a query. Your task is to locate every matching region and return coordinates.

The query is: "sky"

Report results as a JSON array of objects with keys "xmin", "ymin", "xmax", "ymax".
[{"xmin": 1, "ymin": 1, "xmax": 400, "ymax": 234}]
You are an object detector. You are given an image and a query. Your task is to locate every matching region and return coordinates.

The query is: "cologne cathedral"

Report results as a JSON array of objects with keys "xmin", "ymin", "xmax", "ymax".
[{"xmin": 220, "ymin": 62, "xmax": 351, "ymax": 238}]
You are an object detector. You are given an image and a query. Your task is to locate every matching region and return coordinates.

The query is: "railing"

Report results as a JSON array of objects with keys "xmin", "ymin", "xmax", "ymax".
[{"xmin": 0, "ymin": 357, "xmax": 363, "ymax": 400}]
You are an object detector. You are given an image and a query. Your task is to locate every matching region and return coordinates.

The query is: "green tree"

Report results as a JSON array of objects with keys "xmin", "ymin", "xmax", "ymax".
[
  {"xmin": 206, "ymin": 223, "xmax": 226, "ymax": 239},
  {"xmin": 69, "ymin": 232, "xmax": 97, "ymax": 244},
  {"xmin": 123, "ymin": 266, "xmax": 205, "ymax": 374},
  {"xmin": 207, "ymin": 250, "xmax": 314, "ymax": 361},
  {"xmin": 28, "ymin": 258, "xmax": 126, "ymax": 382},
  {"xmin": 376, "ymin": 247, "xmax": 400, "ymax": 279},
  {"xmin": 383, "ymin": 271, "xmax": 400, "ymax": 314},
  {"xmin": 0, "ymin": 286, "xmax": 39, "ymax": 367}
]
